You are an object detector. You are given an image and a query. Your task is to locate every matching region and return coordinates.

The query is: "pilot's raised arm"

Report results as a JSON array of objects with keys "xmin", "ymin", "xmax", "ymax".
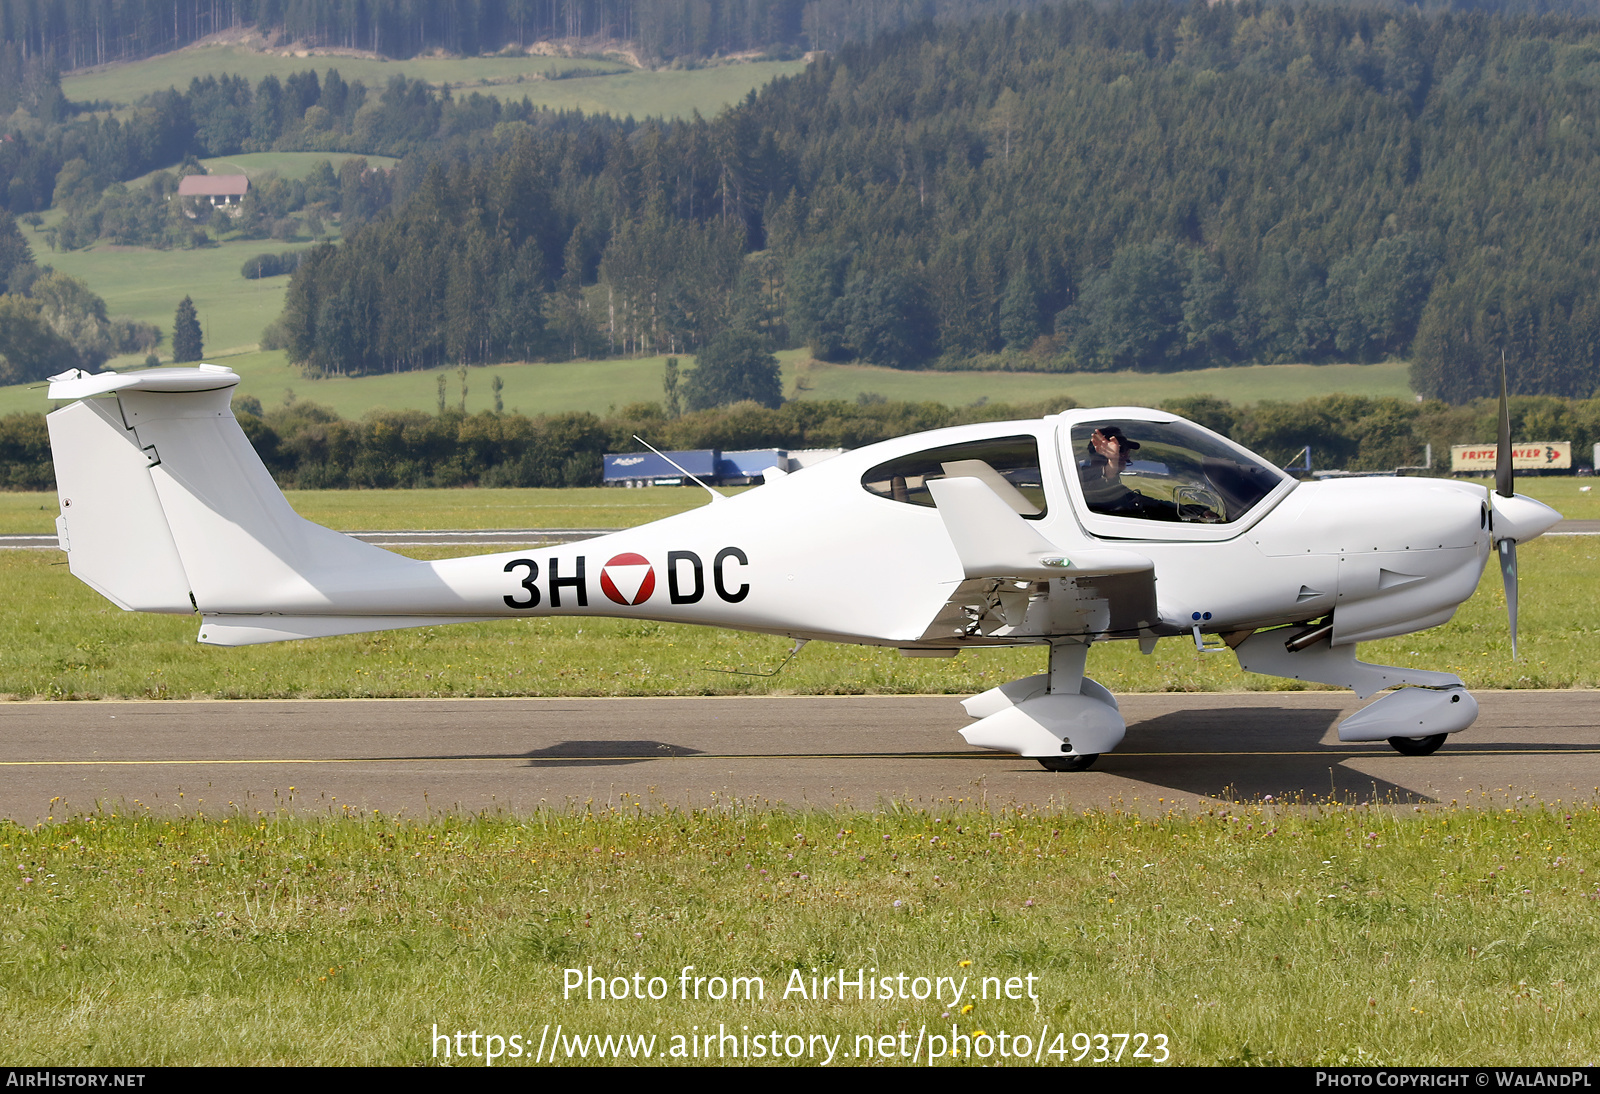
[{"xmin": 1079, "ymin": 426, "xmax": 1153, "ymax": 517}]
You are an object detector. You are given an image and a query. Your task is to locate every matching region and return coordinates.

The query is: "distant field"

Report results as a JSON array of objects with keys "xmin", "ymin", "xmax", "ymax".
[
  {"xmin": 0, "ymin": 349, "xmax": 1421, "ymax": 422},
  {"xmin": 2, "ymin": 343, "xmax": 1417, "ymax": 421},
  {"xmin": 475, "ymin": 59, "xmax": 808, "ymax": 117},
  {"xmin": 226, "ymin": 354, "xmax": 1413, "ymax": 421},
  {"xmin": 62, "ymin": 46, "xmax": 630, "ymax": 105},
  {"xmin": 125, "ymin": 151, "xmax": 398, "ymax": 189},
  {"xmin": 62, "ymin": 44, "xmax": 804, "ymax": 121},
  {"xmin": 795, "ymin": 359, "xmax": 1415, "ymax": 406},
  {"xmin": 7, "ymin": 232, "xmax": 317, "ymax": 390},
  {"xmin": 231, "ymin": 351, "xmax": 676, "ymax": 420}
]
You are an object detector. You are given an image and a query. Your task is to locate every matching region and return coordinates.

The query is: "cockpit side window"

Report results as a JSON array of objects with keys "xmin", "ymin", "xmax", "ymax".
[
  {"xmin": 861, "ymin": 435, "xmax": 1047, "ymax": 519},
  {"xmin": 1071, "ymin": 420, "xmax": 1283, "ymax": 523}
]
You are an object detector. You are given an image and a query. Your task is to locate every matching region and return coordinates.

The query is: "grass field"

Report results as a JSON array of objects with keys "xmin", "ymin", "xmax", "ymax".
[
  {"xmin": 62, "ymin": 46, "xmax": 632, "ymax": 106},
  {"xmin": 794, "ymin": 359, "xmax": 1415, "ymax": 407},
  {"xmin": 2, "ymin": 803, "xmax": 1596, "ymax": 1065},
  {"xmin": 0, "ymin": 471, "xmax": 1592, "ymax": 698},
  {"xmin": 204, "ymin": 354, "xmax": 1415, "ymax": 421},
  {"xmin": 12, "ymin": 232, "xmax": 319, "ymax": 384},
  {"xmin": 0, "ymin": 348, "xmax": 1419, "ymax": 422},
  {"xmin": 475, "ymin": 59, "xmax": 808, "ymax": 116},
  {"xmin": 61, "ymin": 43, "xmax": 806, "ymax": 121},
  {"xmin": 123, "ymin": 151, "xmax": 399, "ymax": 189}
]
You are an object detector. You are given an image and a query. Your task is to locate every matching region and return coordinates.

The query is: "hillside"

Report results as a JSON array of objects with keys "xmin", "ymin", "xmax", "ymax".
[{"xmin": 269, "ymin": 2, "xmax": 1600, "ymax": 401}]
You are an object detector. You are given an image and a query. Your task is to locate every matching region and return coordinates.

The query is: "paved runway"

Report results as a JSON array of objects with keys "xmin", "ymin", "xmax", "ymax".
[{"xmin": 2, "ymin": 691, "xmax": 1596, "ymax": 821}]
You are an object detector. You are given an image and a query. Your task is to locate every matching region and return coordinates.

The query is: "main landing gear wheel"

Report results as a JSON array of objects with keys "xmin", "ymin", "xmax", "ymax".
[
  {"xmin": 1386, "ymin": 734, "xmax": 1447, "ymax": 756},
  {"xmin": 1038, "ymin": 754, "xmax": 1099, "ymax": 772}
]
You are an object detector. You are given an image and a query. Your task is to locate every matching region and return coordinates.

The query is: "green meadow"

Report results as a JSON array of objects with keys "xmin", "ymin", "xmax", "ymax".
[
  {"xmin": 62, "ymin": 46, "xmax": 632, "ymax": 106},
  {"xmin": 23, "ymin": 232, "xmax": 322, "ymax": 368},
  {"xmin": 62, "ymin": 43, "xmax": 806, "ymax": 122},
  {"xmin": 791, "ymin": 359, "xmax": 1415, "ymax": 409},
  {"xmin": 473, "ymin": 59, "xmax": 809, "ymax": 116},
  {"xmin": 0, "ymin": 340, "xmax": 1418, "ymax": 421},
  {"xmin": 126, "ymin": 151, "xmax": 399, "ymax": 189},
  {"xmin": 2, "ymin": 802, "xmax": 1596, "ymax": 1065}
]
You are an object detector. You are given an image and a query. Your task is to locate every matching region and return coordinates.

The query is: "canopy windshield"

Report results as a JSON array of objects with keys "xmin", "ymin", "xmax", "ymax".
[{"xmin": 1070, "ymin": 419, "xmax": 1283, "ymax": 524}]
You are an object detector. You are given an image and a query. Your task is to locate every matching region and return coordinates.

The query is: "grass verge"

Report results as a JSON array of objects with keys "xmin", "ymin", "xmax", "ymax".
[{"xmin": 2, "ymin": 801, "xmax": 1596, "ymax": 1064}]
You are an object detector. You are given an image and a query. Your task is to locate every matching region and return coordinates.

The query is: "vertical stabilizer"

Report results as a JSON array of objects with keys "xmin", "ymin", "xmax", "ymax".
[
  {"xmin": 46, "ymin": 395, "xmax": 193, "ymax": 613},
  {"xmin": 118, "ymin": 386, "xmax": 415, "ymax": 611},
  {"xmin": 45, "ymin": 365, "xmax": 424, "ymax": 621}
]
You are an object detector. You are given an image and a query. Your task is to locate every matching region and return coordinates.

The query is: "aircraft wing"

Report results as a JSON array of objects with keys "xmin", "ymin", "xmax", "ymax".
[
  {"xmin": 925, "ymin": 476, "xmax": 1152, "ymax": 581},
  {"xmin": 919, "ymin": 476, "xmax": 1158, "ymax": 641}
]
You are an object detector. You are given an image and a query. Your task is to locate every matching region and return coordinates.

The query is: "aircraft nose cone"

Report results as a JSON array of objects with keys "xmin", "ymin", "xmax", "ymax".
[{"xmin": 1493, "ymin": 493, "xmax": 1563, "ymax": 543}]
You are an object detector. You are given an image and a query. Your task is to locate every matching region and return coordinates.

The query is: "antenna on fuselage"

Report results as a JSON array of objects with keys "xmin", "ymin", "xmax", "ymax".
[
  {"xmin": 632, "ymin": 435, "xmax": 726, "ymax": 503},
  {"xmin": 1282, "ymin": 445, "xmax": 1312, "ymax": 474},
  {"xmin": 703, "ymin": 638, "xmax": 809, "ymax": 677}
]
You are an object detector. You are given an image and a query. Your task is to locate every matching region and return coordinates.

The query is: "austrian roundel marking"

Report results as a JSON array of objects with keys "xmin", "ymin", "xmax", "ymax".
[{"xmin": 600, "ymin": 553, "xmax": 656, "ymax": 606}]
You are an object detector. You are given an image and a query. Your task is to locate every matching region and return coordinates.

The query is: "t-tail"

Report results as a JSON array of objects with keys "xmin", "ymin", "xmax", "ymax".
[{"xmin": 43, "ymin": 365, "xmax": 707, "ymax": 647}]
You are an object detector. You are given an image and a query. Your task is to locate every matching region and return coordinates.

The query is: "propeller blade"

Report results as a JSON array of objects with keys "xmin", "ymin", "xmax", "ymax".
[
  {"xmin": 1496, "ymin": 352, "xmax": 1514, "ymax": 499},
  {"xmin": 1498, "ymin": 537, "xmax": 1519, "ymax": 660}
]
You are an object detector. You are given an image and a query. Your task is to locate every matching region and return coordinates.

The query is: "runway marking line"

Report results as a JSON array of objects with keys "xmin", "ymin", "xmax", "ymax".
[{"xmin": 4, "ymin": 748, "xmax": 1598, "ymax": 766}]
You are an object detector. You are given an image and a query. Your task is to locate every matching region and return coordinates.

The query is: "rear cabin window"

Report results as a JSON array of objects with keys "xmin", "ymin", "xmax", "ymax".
[
  {"xmin": 861, "ymin": 435, "xmax": 1047, "ymax": 519},
  {"xmin": 1070, "ymin": 420, "xmax": 1283, "ymax": 524}
]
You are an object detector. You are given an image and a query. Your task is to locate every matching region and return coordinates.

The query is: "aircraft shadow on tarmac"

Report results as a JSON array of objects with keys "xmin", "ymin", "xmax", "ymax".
[
  {"xmin": 1093, "ymin": 705, "xmax": 1435, "ymax": 804},
  {"xmin": 520, "ymin": 740, "xmax": 706, "ymax": 767}
]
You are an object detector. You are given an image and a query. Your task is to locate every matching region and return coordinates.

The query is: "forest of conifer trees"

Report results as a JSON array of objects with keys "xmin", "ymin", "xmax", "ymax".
[{"xmin": 258, "ymin": 2, "xmax": 1600, "ymax": 400}]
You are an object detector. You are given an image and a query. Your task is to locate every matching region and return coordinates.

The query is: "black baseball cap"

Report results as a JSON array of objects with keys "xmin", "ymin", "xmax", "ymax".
[{"xmin": 1093, "ymin": 425, "xmax": 1140, "ymax": 450}]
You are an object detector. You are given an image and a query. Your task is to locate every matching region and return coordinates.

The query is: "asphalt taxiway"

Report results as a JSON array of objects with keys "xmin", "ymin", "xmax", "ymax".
[{"xmin": 1, "ymin": 691, "xmax": 1596, "ymax": 821}]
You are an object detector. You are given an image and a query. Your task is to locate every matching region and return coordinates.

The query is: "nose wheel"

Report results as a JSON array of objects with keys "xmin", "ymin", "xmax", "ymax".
[
  {"xmin": 1038, "ymin": 754, "xmax": 1099, "ymax": 772},
  {"xmin": 1386, "ymin": 734, "xmax": 1447, "ymax": 756}
]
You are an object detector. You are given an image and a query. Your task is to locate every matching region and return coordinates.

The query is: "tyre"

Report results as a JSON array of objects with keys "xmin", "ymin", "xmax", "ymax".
[
  {"xmin": 1037, "ymin": 754, "xmax": 1099, "ymax": 772},
  {"xmin": 1386, "ymin": 733, "xmax": 1447, "ymax": 756}
]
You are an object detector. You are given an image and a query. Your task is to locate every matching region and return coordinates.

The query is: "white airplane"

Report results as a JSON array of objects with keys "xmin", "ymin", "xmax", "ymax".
[{"xmin": 43, "ymin": 364, "xmax": 1562, "ymax": 771}]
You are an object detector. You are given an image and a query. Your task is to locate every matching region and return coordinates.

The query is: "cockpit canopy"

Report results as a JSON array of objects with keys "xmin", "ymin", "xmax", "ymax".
[{"xmin": 1070, "ymin": 419, "xmax": 1284, "ymax": 525}]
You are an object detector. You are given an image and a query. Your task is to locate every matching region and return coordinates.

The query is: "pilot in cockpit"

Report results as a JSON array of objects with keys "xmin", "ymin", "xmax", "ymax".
[{"xmin": 1079, "ymin": 425, "xmax": 1156, "ymax": 517}]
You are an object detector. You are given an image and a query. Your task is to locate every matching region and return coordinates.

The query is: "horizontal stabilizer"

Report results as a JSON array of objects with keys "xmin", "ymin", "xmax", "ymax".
[
  {"xmin": 48, "ymin": 364, "xmax": 240, "ymax": 400},
  {"xmin": 926, "ymin": 477, "xmax": 1152, "ymax": 581},
  {"xmin": 199, "ymin": 615, "xmax": 491, "ymax": 647}
]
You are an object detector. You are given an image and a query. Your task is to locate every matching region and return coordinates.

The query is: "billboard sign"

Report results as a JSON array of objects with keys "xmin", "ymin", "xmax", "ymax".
[{"xmin": 1450, "ymin": 442, "xmax": 1571, "ymax": 472}]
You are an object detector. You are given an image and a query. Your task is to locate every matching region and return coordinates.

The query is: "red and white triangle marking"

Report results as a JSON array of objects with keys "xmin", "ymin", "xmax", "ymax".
[{"xmin": 600, "ymin": 553, "xmax": 656, "ymax": 606}]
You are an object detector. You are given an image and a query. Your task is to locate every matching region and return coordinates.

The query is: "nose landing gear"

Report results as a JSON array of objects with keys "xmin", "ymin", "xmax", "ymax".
[
  {"xmin": 1386, "ymin": 733, "xmax": 1448, "ymax": 756},
  {"xmin": 1037, "ymin": 754, "xmax": 1099, "ymax": 772}
]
